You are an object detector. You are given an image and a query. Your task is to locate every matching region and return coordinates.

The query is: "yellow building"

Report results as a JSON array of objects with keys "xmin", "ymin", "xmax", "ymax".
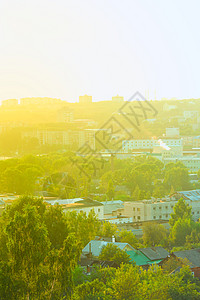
[
  {"xmin": 79, "ymin": 95, "xmax": 92, "ymax": 103},
  {"xmin": 112, "ymin": 95, "xmax": 124, "ymax": 103},
  {"xmin": 1, "ymin": 99, "xmax": 18, "ymax": 106}
]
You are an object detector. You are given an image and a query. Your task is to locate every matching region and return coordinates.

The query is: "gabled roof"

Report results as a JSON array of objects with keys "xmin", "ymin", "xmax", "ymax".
[
  {"xmin": 173, "ymin": 248, "xmax": 200, "ymax": 268},
  {"xmin": 82, "ymin": 240, "xmax": 134, "ymax": 257},
  {"xmin": 126, "ymin": 250, "xmax": 162, "ymax": 266},
  {"xmin": 139, "ymin": 247, "xmax": 169, "ymax": 261}
]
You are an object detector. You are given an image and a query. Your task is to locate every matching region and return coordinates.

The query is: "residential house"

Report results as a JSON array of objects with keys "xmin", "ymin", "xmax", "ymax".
[
  {"xmin": 82, "ymin": 240, "xmax": 134, "ymax": 258},
  {"xmin": 127, "ymin": 246, "xmax": 169, "ymax": 269},
  {"xmin": 161, "ymin": 248, "xmax": 200, "ymax": 278}
]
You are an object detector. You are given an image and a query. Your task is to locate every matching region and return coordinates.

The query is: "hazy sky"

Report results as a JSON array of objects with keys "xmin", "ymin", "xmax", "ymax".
[{"xmin": 1, "ymin": 0, "xmax": 200, "ymax": 102}]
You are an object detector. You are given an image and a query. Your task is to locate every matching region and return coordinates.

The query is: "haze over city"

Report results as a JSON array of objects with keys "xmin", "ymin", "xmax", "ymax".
[
  {"xmin": 1, "ymin": 0, "xmax": 200, "ymax": 102},
  {"xmin": 2, "ymin": 1, "xmax": 200, "ymax": 299}
]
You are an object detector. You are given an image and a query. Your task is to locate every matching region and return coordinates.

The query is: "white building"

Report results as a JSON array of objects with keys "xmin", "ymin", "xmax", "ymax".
[
  {"xmin": 122, "ymin": 138, "xmax": 183, "ymax": 151},
  {"xmin": 124, "ymin": 190, "xmax": 200, "ymax": 222},
  {"xmin": 45, "ymin": 198, "xmax": 104, "ymax": 219},
  {"xmin": 184, "ymin": 111, "xmax": 199, "ymax": 119},
  {"xmin": 124, "ymin": 198, "xmax": 174, "ymax": 222},
  {"xmin": 164, "ymin": 156, "xmax": 200, "ymax": 172}
]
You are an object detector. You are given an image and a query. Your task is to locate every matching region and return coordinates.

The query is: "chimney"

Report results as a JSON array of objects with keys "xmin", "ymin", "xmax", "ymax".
[
  {"xmin": 88, "ymin": 243, "xmax": 92, "ymax": 258},
  {"xmin": 112, "ymin": 235, "xmax": 115, "ymax": 243}
]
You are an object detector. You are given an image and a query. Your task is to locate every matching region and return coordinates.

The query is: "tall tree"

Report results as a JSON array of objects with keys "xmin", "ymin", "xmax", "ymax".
[{"xmin": 169, "ymin": 199, "xmax": 192, "ymax": 228}]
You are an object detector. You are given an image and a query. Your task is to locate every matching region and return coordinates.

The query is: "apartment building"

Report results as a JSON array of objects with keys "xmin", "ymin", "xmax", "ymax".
[
  {"xmin": 57, "ymin": 107, "xmax": 74, "ymax": 123},
  {"xmin": 183, "ymin": 111, "xmax": 199, "ymax": 119},
  {"xmin": 124, "ymin": 190, "xmax": 200, "ymax": 222},
  {"xmin": 124, "ymin": 198, "xmax": 175, "ymax": 222},
  {"xmin": 112, "ymin": 95, "xmax": 124, "ymax": 103},
  {"xmin": 79, "ymin": 95, "xmax": 92, "ymax": 103},
  {"xmin": 1, "ymin": 99, "xmax": 18, "ymax": 106},
  {"xmin": 122, "ymin": 138, "xmax": 183, "ymax": 151},
  {"xmin": 22, "ymin": 128, "xmax": 96, "ymax": 149},
  {"xmin": 164, "ymin": 156, "xmax": 200, "ymax": 172}
]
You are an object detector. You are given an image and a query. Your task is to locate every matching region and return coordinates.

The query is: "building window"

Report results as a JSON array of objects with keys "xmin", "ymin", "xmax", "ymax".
[
  {"xmin": 137, "ymin": 208, "xmax": 140, "ymax": 212},
  {"xmin": 138, "ymin": 216, "xmax": 140, "ymax": 220},
  {"xmin": 98, "ymin": 208, "xmax": 100, "ymax": 213},
  {"xmin": 159, "ymin": 207, "xmax": 161, "ymax": 210},
  {"xmin": 153, "ymin": 216, "xmax": 156, "ymax": 219},
  {"xmin": 133, "ymin": 208, "xmax": 135, "ymax": 211},
  {"xmin": 153, "ymin": 207, "xmax": 156, "ymax": 210},
  {"xmin": 165, "ymin": 206, "xmax": 168, "ymax": 209},
  {"xmin": 159, "ymin": 215, "xmax": 162, "ymax": 219},
  {"xmin": 166, "ymin": 214, "xmax": 168, "ymax": 218}
]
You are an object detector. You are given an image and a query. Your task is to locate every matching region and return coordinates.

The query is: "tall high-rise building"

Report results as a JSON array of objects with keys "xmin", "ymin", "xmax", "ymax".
[{"xmin": 112, "ymin": 95, "xmax": 124, "ymax": 103}]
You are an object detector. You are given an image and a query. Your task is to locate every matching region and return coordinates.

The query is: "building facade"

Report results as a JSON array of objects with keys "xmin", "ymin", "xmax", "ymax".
[
  {"xmin": 79, "ymin": 95, "xmax": 92, "ymax": 103},
  {"xmin": 124, "ymin": 190, "xmax": 200, "ymax": 222},
  {"xmin": 122, "ymin": 138, "xmax": 183, "ymax": 151}
]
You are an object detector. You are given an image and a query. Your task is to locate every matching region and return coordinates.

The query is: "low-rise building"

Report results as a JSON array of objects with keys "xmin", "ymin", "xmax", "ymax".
[
  {"xmin": 124, "ymin": 190, "xmax": 200, "ymax": 222},
  {"xmin": 127, "ymin": 246, "xmax": 169, "ymax": 269},
  {"xmin": 82, "ymin": 240, "xmax": 134, "ymax": 257},
  {"xmin": 161, "ymin": 249, "xmax": 200, "ymax": 279},
  {"xmin": 124, "ymin": 197, "xmax": 175, "ymax": 222},
  {"xmin": 45, "ymin": 198, "xmax": 104, "ymax": 219}
]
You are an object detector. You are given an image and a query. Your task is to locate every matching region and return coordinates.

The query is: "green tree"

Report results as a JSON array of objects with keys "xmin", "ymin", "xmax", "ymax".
[
  {"xmin": 99, "ymin": 244, "xmax": 131, "ymax": 264},
  {"xmin": 170, "ymin": 218, "xmax": 193, "ymax": 246},
  {"xmin": 164, "ymin": 166, "xmax": 191, "ymax": 192},
  {"xmin": 169, "ymin": 199, "xmax": 192, "ymax": 228},
  {"xmin": 0, "ymin": 196, "xmax": 82, "ymax": 299},
  {"xmin": 142, "ymin": 222, "xmax": 168, "ymax": 246},
  {"xmin": 106, "ymin": 179, "xmax": 115, "ymax": 200},
  {"xmin": 118, "ymin": 230, "xmax": 138, "ymax": 248},
  {"xmin": 98, "ymin": 221, "xmax": 117, "ymax": 238}
]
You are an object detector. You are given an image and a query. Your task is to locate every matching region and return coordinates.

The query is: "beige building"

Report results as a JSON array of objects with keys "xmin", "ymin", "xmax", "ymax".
[
  {"xmin": 124, "ymin": 198, "xmax": 175, "ymax": 222},
  {"xmin": 124, "ymin": 190, "xmax": 200, "ymax": 222}
]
